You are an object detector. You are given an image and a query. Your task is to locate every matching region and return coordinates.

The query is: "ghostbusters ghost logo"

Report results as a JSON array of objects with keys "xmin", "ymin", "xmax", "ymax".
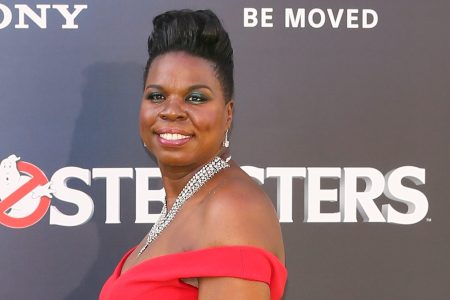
[{"xmin": 0, "ymin": 155, "xmax": 53, "ymax": 228}]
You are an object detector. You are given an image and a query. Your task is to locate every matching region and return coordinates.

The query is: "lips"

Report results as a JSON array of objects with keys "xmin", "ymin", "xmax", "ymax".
[{"xmin": 155, "ymin": 128, "xmax": 193, "ymax": 147}]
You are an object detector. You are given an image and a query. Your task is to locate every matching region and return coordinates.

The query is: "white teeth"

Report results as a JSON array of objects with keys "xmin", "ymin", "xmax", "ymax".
[{"xmin": 160, "ymin": 133, "xmax": 190, "ymax": 140}]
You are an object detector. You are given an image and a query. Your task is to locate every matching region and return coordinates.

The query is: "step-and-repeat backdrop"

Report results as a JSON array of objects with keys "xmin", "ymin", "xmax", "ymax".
[{"xmin": 1, "ymin": 1, "xmax": 449, "ymax": 299}]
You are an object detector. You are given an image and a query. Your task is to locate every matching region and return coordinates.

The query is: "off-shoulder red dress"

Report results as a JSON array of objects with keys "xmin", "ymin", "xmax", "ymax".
[{"xmin": 99, "ymin": 245, "xmax": 287, "ymax": 300}]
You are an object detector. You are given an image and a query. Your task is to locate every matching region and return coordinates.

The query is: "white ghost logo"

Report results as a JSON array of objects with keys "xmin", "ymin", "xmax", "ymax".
[{"xmin": 0, "ymin": 154, "xmax": 53, "ymax": 218}]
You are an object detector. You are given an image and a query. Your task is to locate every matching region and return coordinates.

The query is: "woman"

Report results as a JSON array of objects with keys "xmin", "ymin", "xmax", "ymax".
[{"xmin": 100, "ymin": 9, "xmax": 287, "ymax": 300}]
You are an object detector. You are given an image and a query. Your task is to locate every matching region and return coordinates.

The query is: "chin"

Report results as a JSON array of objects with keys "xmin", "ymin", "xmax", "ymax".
[{"xmin": 155, "ymin": 152, "xmax": 196, "ymax": 168}]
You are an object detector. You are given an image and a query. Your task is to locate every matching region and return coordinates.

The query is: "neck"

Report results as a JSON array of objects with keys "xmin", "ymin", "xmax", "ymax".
[
  {"xmin": 160, "ymin": 165, "xmax": 196, "ymax": 210},
  {"xmin": 158, "ymin": 159, "xmax": 213, "ymax": 210},
  {"xmin": 158, "ymin": 149, "xmax": 230, "ymax": 209}
]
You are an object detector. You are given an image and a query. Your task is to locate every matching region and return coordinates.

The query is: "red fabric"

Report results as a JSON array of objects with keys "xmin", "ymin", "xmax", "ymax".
[{"xmin": 99, "ymin": 245, "xmax": 287, "ymax": 300}]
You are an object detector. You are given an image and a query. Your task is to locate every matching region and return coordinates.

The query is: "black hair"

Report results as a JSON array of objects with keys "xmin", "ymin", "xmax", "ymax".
[{"xmin": 144, "ymin": 9, "xmax": 234, "ymax": 102}]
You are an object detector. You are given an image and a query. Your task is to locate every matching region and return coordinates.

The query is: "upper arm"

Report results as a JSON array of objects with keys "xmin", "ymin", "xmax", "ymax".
[
  {"xmin": 198, "ymin": 277, "xmax": 270, "ymax": 300},
  {"xmin": 196, "ymin": 177, "xmax": 284, "ymax": 299}
]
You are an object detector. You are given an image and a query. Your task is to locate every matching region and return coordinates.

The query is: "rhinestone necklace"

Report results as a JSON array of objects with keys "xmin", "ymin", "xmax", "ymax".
[{"xmin": 137, "ymin": 156, "xmax": 229, "ymax": 257}]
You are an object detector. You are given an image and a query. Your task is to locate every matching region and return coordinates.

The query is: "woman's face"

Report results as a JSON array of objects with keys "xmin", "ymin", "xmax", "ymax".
[{"xmin": 139, "ymin": 51, "xmax": 233, "ymax": 168}]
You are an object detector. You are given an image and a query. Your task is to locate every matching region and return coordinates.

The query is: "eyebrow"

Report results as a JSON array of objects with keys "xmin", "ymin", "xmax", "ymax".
[{"xmin": 145, "ymin": 84, "xmax": 215, "ymax": 95}]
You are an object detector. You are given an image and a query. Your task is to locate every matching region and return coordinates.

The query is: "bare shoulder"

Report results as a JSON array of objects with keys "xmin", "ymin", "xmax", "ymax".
[{"xmin": 198, "ymin": 165, "xmax": 285, "ymax": 262}]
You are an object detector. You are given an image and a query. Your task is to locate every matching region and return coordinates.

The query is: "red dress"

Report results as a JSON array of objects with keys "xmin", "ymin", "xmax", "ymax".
[{"xmin": 99, "ymin": 245, "xmax": 287, "ymax": 300}]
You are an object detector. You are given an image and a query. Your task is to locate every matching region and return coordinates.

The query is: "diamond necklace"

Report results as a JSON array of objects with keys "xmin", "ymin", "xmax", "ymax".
[{"xmin": 137, "ymin": 156, "xmax": 229, "ymax": 257}]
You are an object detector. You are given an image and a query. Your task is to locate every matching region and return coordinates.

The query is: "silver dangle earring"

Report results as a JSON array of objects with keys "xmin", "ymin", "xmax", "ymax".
[
  {"xmin": 143, "ymin": 142, "xmax": 151, "ymax": 152},
  {"xmin": 223, "ymin": 130, "xmax": 231, "ymax": 162},
  {"xmin": 223, "ymin": 130, "xmax": 230, "ymax": 148}
]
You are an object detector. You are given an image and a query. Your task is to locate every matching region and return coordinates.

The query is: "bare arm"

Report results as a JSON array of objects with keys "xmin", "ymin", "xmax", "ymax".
[
  {"xmin": 197, "ymin": 176, "xmax": 284, "ymax": 299},
  {"xmin": 198, "ymin": 277, "xmax": 270, "ymax": 300}
]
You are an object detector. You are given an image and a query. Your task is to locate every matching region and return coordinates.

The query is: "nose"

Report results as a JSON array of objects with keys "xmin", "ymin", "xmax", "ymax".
[{"xmin": 158, "ymin": 96, "xmax": 187, "ymax": 121}]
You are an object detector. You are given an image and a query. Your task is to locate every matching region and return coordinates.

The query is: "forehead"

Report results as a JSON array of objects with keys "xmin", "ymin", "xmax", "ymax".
[{"xmin": 146, "ymin": 51, "xmax": 221, "ymax": 91}]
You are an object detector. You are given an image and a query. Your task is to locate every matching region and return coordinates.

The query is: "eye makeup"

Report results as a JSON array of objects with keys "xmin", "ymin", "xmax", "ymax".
[
  {"xmin": 186, "ymin": 92, "xmax": 208, "ymax": 104},
  {"xmin": 146, "ymin": 92, "xmax": 166, "ymax": 103}
]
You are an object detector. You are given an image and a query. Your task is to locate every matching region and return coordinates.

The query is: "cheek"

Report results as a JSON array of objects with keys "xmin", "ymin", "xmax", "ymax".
[
  {"xmin": 192, "ymin": 108, "xmax": 226, "ymax": 135},
  {"xmin": 139, "ymin": 103, "xmax": 157, "ymax": 127}
]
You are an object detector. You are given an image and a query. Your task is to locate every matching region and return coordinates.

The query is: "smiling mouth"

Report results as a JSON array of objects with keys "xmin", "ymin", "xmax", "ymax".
[
  {"xmin": 156, "ymin": 132, "xmax": 193, "ymax": 147},
  {"xmin": 159, "ymin": 133, "xmax": 191, "ymax": 141}
]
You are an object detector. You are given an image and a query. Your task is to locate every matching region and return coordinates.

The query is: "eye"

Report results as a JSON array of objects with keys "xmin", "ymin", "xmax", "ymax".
[
  {"xmin": 186, "ymin": 93, "xmax": 208, "ymax": 104},
  {"xmin": 146, "ymin": 92, "xmax": 166, "ymax": 103}
]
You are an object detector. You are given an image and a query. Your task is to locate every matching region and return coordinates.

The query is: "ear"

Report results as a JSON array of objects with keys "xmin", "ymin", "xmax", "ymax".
[{"xmin": 225, "ymin": 100, "xmax": 234, "ymax": 128}]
